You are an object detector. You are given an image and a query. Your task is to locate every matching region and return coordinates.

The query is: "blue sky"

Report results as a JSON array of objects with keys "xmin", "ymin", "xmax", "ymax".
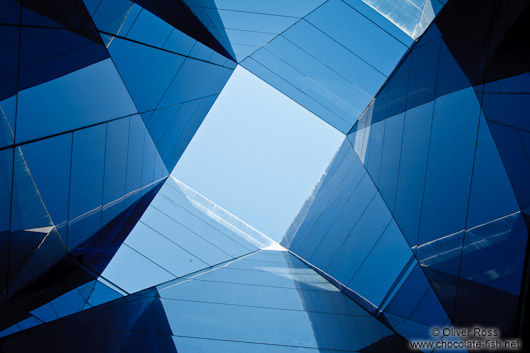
[{"xmin": 171, "ymin": 66, "xmax": 344, "ymax": 241}]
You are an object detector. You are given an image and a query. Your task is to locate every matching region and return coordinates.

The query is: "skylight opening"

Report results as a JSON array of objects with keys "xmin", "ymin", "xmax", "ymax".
[{"xmin": 171, "ymin": 65, "xmax": 344, "ymax": 242}]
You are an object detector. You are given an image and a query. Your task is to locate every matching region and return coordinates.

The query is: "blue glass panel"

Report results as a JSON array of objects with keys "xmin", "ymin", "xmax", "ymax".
[
  {"xmin": 263, "ymin": 35, "xmax": 372, "ymax": 125},
  {"xmin": 158, "ymin": 250, "xmax": 405, "ymax": 351},
  {"xmin": 16, "ymin": 59, "xmax": 136, "ymax": 143},
  {"xmin": 16, "ymin": 316, "xmax": 40, "ymax": 330},
  {"xmin": 289, "ymin": 142, "xmax": 358, "ymax": 254},
  {"xmin": 486, "ymin": 121, "xmax": 530, "ymax": 211},
  {"xmin": 153, "ymin": 147, "xmax": 169, "ymax": 182},
  {"xmin": 306, "ymin": 0, "xmax": 407, "ymax": 75},
  {"xmin": 163, "ymin": 28, "xmax": 196, "ymax": 55},
  {"xmin": 88, "ymin": 0, "xmax": 134, "ymax": 36},
  {"xmin": 466, "ymin": 116, "xmax": 519, "ymax": 229},
  {"xmin": 10, "ymin": 148, "xmax": 52, "ymax": 232},
  {"xmin": 341, "ymin": 0, "xmax": 414, "ymax": 46},
  {"xmin": 384, "ymin": 264, "xmax": 429, "ymax": 318},
  {"xmin": 144, "ymin": 105, "xmax": 180, "ymax": 145},
  {"xmin": 0, "ymin": 295, "xmax": 177, "ymax": 352},
  {"xmin": 140, "ymin": 206, "xmax": 232, "ymax": 265},
  {"xmin": 21, "ymin": 134, "xmax": 72, "ymax": 235},
  {"xmin": 30, "ymin": 304, "xmax": 57, "ymax": 323},
  {"xmin": 498, "ymin": 73, "xmax": 530, "ymax": 93},
  {"xmin": 325, "ymin": 194, "xmax": 392, "ymax": 285},
  {"xmin": 241, "ymin": 56, "xmax": 351, "ymax": 133},
  {"xmin": 8, "ymin": 227, "xmax": 67, "ymax": 295},
  {"xmin": 50, "ymin": 285, "xmax": 90, "ymax": 318},
  {"xmin": 21, "ymin": 0, "xmax": 90, "ymax": 28},
  {"xmin": 151, "ymin": 185, "xmax": 252, "ymax": 257},
  {"xmin": 457, "ymin": 212, "xmax": 527, "ymax": 331},
  {"xmin": 158, "ymin": 95, "xmax": 219, "ymax": 170},
  {"xmin": 436, "ymin": 42, "xmax": 470, "ymax": 98},
  {"xmin": 216, "ymin": 9, "xmax": 298, "ymax": 34},
  {"xmin": 101, "ymin": 244, "xmax": 174, "ymax": 294},
  {"xmin": 0, "ymin": 0, "xmax": 19, "ymax": 25},
  {"xmin": 212, "ymin": 0, "xmax": 325, "ymax": 17},
  {"xmin": 141, "ymin": 133, "xmax": 156, "ymax": 187},
  {"xmin": 125, "ymin": 115, "xmax": 145, "ymax": 207},
  {"xmin": 0, "ymin": 148, "xmax": 13, "ymax": 233},
  {"xmin": 85, "ymin": 280, "xmax": 122, "ymax": 308},
  {"xmin": 173, "ymin": 336, "xmax": 331, "ymax": 353},
  {"xmin": 384, "ymin": 263, "xmax": 450, "ymax": 336},
  {"xmin": 419, "ymin": 87, "xmax": 481, "ymax": 245},
  {"xmin": 246, "ymin": 48, "xmax": 354, "ymax": 131},
  {"xmin": 349, "ymin": 220, "xmax": 412, "ymax": 307},
  {"xmin": 159, "ymin": 58, "xmax": 233, "ymax": 108},
  {"xmin": 410, "ymin": 37, "xmax": 440, "ymax": 68},
  {"xmin": 68, "ymin": 124, "xmax": 106, "ymax": 249},
  {"xmin": 309, "ymin": 174, "xmax": 377, "ymax": 269},
  {"xmin": 481, "ymin": 92, "xmax": 530, "ymax": 132},
  {"xmin": 394, "ymin": 101, "xmax": 433, "ymax": 246},
  {"xmin": 409, "ymin": 287, "xmax": 449, "ymax": 327},
  {"xmin": 296, "ymin": 155, "xmax": 365, "ymax": 260},
  {"xmin": 102, "ymin": 118, "xmax": 129, "ymax": 224},
  {"xmin": 188, "ymin": 41, "xmax": 215, "ymax": 62},
  {"xmin": 416, "ymin": 229, "xmax": 463, "ymax": 317},
  {"xmin": 17, "ymin": 25, "xmax": 109, "ymax": 97},
  {"xmin": 126, "ymin": 8, "xmax": 173, "ymax": 48},
  {"xmin": 371, "ymin": 83, "xmax": 388, "ymax": 124},
  {"xmin": 364, "ymin": 119, "xmax": 385, "ymax": 183},
  {"xmin": 108, "ymin": 37, "xmax": 186, "ymax": 113},
  {"xmin": 378, "ymin": 113, "xmax": 405, "ymax": 211},
  {"xmin": 0, "ymin": 96, "xmax": 16, "ymax": 148},
  {"xmin": 0, "ymin": 25, "xmax": 19, "ymax": 107},
  {"xmin": 135, "ymin": 0, "xmax": 235, "ymax": 61},
  {"xmin": 124, "ymin": 222, "xmax": 209, "ymax": 276},
  {"xmin": 282, "ymin": 20, "xmax": 387, "ymax": 97},
  {"xmin": 407, "ymin": 57, "xmax": 438, "ymax": 109},
  {"xmin": 386, "ymin": 67, "xmax": 410, "ymax": 117}
]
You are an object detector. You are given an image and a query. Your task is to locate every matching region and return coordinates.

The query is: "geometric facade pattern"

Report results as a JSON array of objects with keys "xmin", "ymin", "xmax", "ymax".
[{"xmin": 1, "ymin": 0, "xmax": 529, "ymax": 352}]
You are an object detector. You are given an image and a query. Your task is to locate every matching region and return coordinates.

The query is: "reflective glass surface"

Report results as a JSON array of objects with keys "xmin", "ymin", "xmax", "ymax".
[{"xmin": 1, "ymin": 0, "xmax": 530, "ymax": 349}]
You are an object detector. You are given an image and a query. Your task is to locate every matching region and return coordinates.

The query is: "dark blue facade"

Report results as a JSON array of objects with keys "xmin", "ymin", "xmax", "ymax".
[
  {"xmin": 0, "ymin": 0, "xmax": 235, "ymax": 339},
  {"xmin": 282, "ymin": 0, "xmax": 530, "ymax": 348},
  {"xmin": 1, "ymin": 0, "xmax": 530, "ymax": 351}
]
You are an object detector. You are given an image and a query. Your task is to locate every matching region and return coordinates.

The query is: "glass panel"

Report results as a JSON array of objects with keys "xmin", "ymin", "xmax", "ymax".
[
  {"xmin": 158, "ymin": 250, "xmax": 404, "ymax": 351},
  {"xmin": 349, "ymin": 220, "xmax": 412, "ymax": 307},
  {"xmin": 16, "ymin": 59, "xmax": 136, "ymax": 143},
  {"xmin": 159, "ymin": 58, "xmax": 233, "ymax": 108},
  {"xmin": 10, "ymin": 148, "xmax": 52, "ymax": 232},
  {"xmin": 394, "ymin": 101, "xmax": 433, "ymax": 246},
  {"xmin": 289, "ymin": 141, "xmax": 358, "ymax": 253},
  {"xmin": 126, "ymin": 8, "xmax": 173, "ymax": 48},
  {"xmin": 108, "ymin": 37, "xmax": 186, "ymax": 113},
  {"xmin": 101, "ymin": 244, "xmax": 174, "ymax": 293},
  {"xmin": 0, "ymin": 96, "xmax": 15, "ymax": 149},
  {"xmin": 310, "ymin": 173, "xmax": 377, "ymax": 270},
  {"xmin": 140, "ymin": 206, "xmax": 232, "ymax": 265},
  {"xmin": 124, "ymin": 222, "xmax": 209, "ymax": 276},
  {"xmin": 21, "ymin": 133, "xmax": 72, "ymax": 236},
  {"xmin": 466, "ymin": 116, "xmax": 519, "ymax": 229},
  {"xmin": 297, "ymin": 154, "xmax": 365, "ymax": 260},
  {"xmin": 163, "ymin": 28, "xmax": 196, "ymax": 56},
  {"xmin": 364, "ymin": 119, "xmax": 385, "ymax": 183},
  {"xmin": 0, "ymin": 148, "xmax": 13, "ymax": 233},
  {"xmin": 325, "ymin": 193, "xmax": 392, "ymax": 285},
  {"xmin": 124, "ymin": 115, "xmax": 145, "ymax": 207},
  {"xmin": 102, "ymin": 118, "xmax": 129, "ymax": 224},
  {"xmin": 306, "ymin": 0, "xmax": 407, "ymax": 75},
  {"xmin": 419, "ymin": 87, "xmax": 481, "ymax": 245},
  {"xmin": 68, "ymin": 124, "xmax": 106, "ymax": 249},
  {"xmin": 378, "ymin": 113, "xmax": 405, "ymax": 211}
]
